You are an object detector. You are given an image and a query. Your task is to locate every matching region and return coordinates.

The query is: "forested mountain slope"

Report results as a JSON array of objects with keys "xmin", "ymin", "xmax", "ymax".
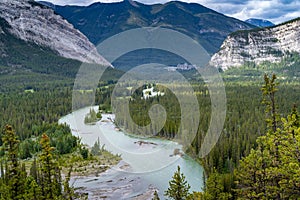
[{"xmin": 45, "ymin": 0, "xmax": 254, "ymax": 54}]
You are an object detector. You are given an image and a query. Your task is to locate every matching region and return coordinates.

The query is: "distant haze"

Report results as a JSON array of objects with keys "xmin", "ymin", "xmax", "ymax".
[{"xmin": 43, "ymin": 0, "xmax": 300, "ymax": 24}]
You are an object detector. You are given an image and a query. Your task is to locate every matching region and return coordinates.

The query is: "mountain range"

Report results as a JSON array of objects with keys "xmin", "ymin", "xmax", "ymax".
[
  {"xmin": 44, "ymin": 0, "xmax": 255, "ymax": 54},
  {"xmin": 0, "ymin": 0, "xmax": 299, "ymax": 75}
]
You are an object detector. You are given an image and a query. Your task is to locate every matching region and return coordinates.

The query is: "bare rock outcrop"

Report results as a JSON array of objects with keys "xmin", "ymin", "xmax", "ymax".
[
  {"xmin": 210, "ymin": 18, "xmax": 300, "ymax": 70},
  {"xmin": 0, "ymin": 0, "xmax": 110, "ymax": 65}
]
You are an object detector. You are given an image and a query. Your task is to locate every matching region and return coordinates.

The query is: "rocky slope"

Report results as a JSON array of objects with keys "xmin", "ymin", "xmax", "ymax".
[
  {"xmin": 0, "ymin": 0, "xmax": 108, "ymax": 65},
  {"xmin": 210, "ymin": 18, "xmax": 300, "ymax": 70},
  {"xmin": 47, "ymin": 0, "xmax": 254, "ymax": 54}
]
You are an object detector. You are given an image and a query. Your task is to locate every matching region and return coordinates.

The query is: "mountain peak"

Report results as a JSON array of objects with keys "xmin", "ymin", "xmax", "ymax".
[
  {"xmin": 245, "ymin": 18, "xmax": 275, "ymax": 27},
  {"xmin": 123, "ymin": 0, "xmax": 139, "ymax": 7}
]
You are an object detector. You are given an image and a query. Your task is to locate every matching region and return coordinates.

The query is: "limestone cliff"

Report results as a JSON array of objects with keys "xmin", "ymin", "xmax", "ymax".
[
  {"xmin": 210, "ymin": 18, "xmax": 300, "ymax": 70},
  {"xmin": 0, "ymin": 0, "xmax": 109, "ymax": 65}
]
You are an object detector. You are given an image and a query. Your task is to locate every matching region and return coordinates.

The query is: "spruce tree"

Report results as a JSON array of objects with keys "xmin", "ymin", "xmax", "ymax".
[
  {"xmin": 39, "ymin": 133, "xmax": 62, "ymax": 199},
  {"xmin": 236, "ymin": 75, "xmax": 300, "ymax": 199},
  {"xmin": 276, "ymin": 109, "xmax": 300, "ymax": 198},
  {"xmin": 261, "ymin": 74, "xmax": 280, "ymax": 133},
  {"xmin": 63, "ymin": 166, "xmax": 75, "ymax": 200},
  {"xmin": 30, "ymin": 158, "xmax": 38, "ymax": 182},
  {"xmin": 24, "ymin": 176, "xmax": 42, "ymax": 200},
  {"xmin": 152, "ymin": 190, "xmax": 160, "ymax": 200},
  {"xmin": 202, "ymin": 169, "xmax": 232, "ymax": 200},
  {"xmin": 164, "ymin": 166, "xmax": 191, "ymax": 200},
  {"xmin": 91, "ymin": 138, "xmax": 101, "ymax": 156},
  {"xmin": 2, "ymin": 125, "xmax": 25, "ymax": 199}
]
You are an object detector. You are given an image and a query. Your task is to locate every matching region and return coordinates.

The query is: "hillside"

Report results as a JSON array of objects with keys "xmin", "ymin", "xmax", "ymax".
[
  {"xmin": 0, "ymin": 1, "xmax": 123, "ymax": 92},
  {"xmin": 0, "ymin": 0, "xmax": 108, "ymax": 65},
  {"xmin": 0, "ymin": 17, "xmax": 83, "ymax": 88},
  {"xmin": 45, "ymin": 0, "xmax": 254, "ymax": 55},
  {"xmin": 210, "ymin": 18, "xmax": 300, "ymax": 70}
]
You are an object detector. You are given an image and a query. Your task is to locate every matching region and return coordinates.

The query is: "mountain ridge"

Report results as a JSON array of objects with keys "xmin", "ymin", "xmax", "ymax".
[
  {"xmin": 210, "ymin": 17, "xmax": 300, "ymax": 70},
  {"xmin": 44, "ymin": 0, "xmax": 255, "ymax": 54}
]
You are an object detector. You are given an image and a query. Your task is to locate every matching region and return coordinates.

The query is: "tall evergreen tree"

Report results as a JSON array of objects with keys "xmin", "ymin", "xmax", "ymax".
[
  {"xmin": 24, "ymin": 176, "xmax": 42, "ymax": 200},
  {"xmin": 261, "ymin": 74, "xmax": 280, "ymax": 133},
  {"xmin": 235, "ymin": 75, "xmax": 300, "ymax": 199},
  {"xmin": 63, "ymin": 166, "xmax": 75, "ymax": 200},
  {"xmin": 30, "ymin": 158, "xmax": 38, "ymax": 182},
  {"xmin": 91, "ymin": 138, "xmax": 101, "ymax": 156},
  {"xmin": 202, "ymin": 169, "xmax": 232, "ymax": 200},
  {"xmin": 152, "ymin": 190, "xmax": 160, "ymax": 200},
  {"xmin": 2, "ymin": 125, "xmax": 25, "ymax": 199},
  {"xmin": 164, "ymin": 166, "xmax": 191, "ymax": 200},
  {"xmin": 39, "ymin": 133, "xmax": 62, "ymax": 200}
]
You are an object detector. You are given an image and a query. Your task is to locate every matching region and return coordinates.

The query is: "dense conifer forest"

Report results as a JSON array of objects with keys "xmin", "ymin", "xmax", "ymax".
[
  {"xmin": 1, "ymin": 51, "xmax": 300, "ymax": 199},
  {"xmin": 98, "ymin": 54, "xmax": 300, "ymax": 199}
]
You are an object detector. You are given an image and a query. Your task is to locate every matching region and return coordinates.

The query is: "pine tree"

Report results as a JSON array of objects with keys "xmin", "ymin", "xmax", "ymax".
[
  {"xmin": 0, "ymin": 180, "xmax": 10, "ymax": 200},
  {"xmin": 164, "ymin": 166, "xmax": 191, "ymax": 200},
  {"xmin": 276, "ymin": 110, "xmax": 300, "ymax": 198},
  {"xmin": 202, "ymin": 169, "xmax": 232, "ymax": 200},
  {"xmin": 236, "ymin": 75, "xmax": 300, "ymax": 199},
  {"xmin": 187, "ymin": 191, "xmax": 203, "ymax": 200},
  {"xmin": 63, "ymin": 166, "xmax": 75, "ymax": 200},
  {"xmin": 80, "ymin": 146, "xmax": 89, "ymax": 159},
  {"xmin": 91, "ymin": 138, "xmax": 101, "ymax": 156},
  {"xmin": 39, "ymin": 133, "xmax": 62, "ymax": 199},
  {"xmin": 235, "ymin": 147, "xmax": 271, "ymax": 199},
  {"xmin": 261, "ymin": 74, "xmax": 280, "ymax": 133},
  {"xmin": 236, "ymin": 107, "xmax": 300, "ymax": 199},
  {"xmin": 152, "ymin": 190, "xmax": 160, "ymax": 200},
  {"xmin": 2, "ymin": 125, "xmax": 25, "ymax": 199},
  {"xmin": 24, "ymin": 176, "xmax": 42, "ymax": 200},
  {"xmin": 30, "ymin": 158, "xmax": 38, "ymax": 182}
]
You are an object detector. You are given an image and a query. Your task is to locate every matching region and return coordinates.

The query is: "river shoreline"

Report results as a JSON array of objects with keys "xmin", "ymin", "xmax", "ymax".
[{"xmin": 59, "ymin": 106, "xmax": 204, "ymax": 199}]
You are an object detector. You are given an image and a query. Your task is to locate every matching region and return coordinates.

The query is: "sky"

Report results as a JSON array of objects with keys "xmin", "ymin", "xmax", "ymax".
[{"xmin": 45, "ymin": 0, "xmax": 300, "ymax": 24}]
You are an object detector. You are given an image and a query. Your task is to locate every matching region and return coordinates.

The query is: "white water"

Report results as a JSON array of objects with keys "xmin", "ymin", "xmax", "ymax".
[{"xmin": 59, "ymin": 107, "xmax": 204, "ymax": 199}]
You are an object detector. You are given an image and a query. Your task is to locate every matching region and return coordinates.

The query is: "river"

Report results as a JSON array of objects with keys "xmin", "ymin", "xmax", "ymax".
[{"xmin": 59, "ymin": 106, "xmax": 204, "ymax": 199}]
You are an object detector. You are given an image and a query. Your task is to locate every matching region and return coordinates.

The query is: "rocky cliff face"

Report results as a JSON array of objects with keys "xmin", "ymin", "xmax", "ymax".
[
  {"xmin": 210, "ymin": 18, "xmax": 300, "ymax": 70},
  {"xmin": 0, "ymin": 0, "xmax": 108, "ymax": 65}
]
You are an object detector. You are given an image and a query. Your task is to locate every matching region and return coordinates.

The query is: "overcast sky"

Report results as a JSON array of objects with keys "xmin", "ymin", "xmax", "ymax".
[{"xmin": 46, "ymin": 0, "xmax": 300, "ymax": 24}]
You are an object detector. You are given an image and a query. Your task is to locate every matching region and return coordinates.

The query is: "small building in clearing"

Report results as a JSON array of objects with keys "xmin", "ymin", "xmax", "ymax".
[{"xmin": 142, "ymin": 87, "xmax": 165, "ymax": 99}]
